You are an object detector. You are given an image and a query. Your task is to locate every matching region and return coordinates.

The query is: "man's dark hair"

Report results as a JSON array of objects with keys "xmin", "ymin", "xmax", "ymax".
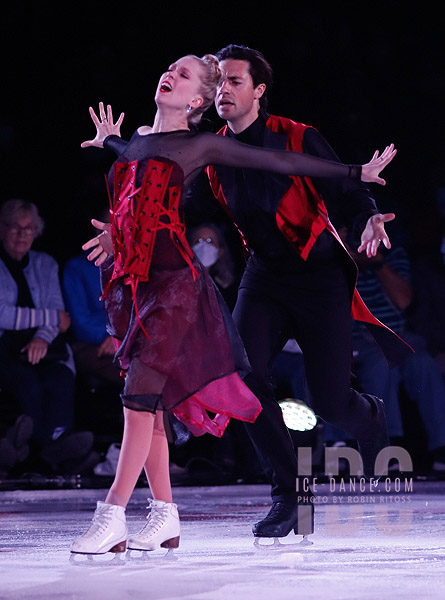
[{"xmin": 216, "ymin": 44, "xmax": 273, "ymax": 109}]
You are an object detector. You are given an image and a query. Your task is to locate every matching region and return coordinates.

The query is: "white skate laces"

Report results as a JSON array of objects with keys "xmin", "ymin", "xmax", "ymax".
[
  {"xmin": 127, "ymin": 499, "xmax": 180, "ymax": 551},
  {"xmin": 70, "ymin": 501, "xmax": 127, "ymax": 555}
]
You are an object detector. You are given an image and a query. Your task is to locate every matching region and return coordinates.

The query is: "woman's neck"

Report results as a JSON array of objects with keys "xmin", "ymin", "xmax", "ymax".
[
  {"xmin": 151, "ymin": 108, "xmax": 189, "ymax": 133},
  {"xmin": 0, "ymin": 243, "xmax": 28, "ymax": 263}
]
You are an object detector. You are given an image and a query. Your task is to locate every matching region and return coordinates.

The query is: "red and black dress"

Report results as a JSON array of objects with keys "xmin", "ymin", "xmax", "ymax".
[{"xmin": 100, "ymin": 128, "xmax": 366, "ymax": 438}]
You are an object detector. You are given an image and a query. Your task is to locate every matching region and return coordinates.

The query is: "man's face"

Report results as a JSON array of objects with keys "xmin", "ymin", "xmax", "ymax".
[{"xmin": 216, "ymin": 59, "xmax": 263, "ymax": 129}]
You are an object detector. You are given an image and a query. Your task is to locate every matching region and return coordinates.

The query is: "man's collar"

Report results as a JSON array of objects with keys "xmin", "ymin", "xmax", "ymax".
[{"xmin": 227, "ymin": 110, "xmax": 269, "ymax": 144}]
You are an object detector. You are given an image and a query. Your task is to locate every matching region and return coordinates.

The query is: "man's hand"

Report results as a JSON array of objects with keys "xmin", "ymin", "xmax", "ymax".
[
  {"xmin": 358, "ymin": 213, "xmax": 396, "ymax": 257},
  {"xmin": 81, "ymin": 102, "xmax": 124, "ymax": 149},
  {"xmin": 82, "ymin": 220, "xmax": 112, "ymax": 266},
  {"xmin": 21, "ymin": 338, "xmax": 48, "ymax": 365}
]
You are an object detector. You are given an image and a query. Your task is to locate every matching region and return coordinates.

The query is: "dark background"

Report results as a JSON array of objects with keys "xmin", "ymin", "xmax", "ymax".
[{"xmin": 1, "ymin": 3, "xmax": 444, "ymax": 265}]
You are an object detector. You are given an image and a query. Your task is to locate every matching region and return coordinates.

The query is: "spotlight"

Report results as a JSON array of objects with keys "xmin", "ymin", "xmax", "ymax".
[{"xmin": 278, "ymin": 398, "xmax": 317, "ymax": 432}]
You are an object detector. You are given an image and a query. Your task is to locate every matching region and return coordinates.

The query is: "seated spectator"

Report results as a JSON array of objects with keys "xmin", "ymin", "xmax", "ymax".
[
  {"xmin": 62, "ymin": 216, "xmax": 124, "ymax": 466},
  {"xmin": 342, "ymin": 227, "xmax": 445, "ymax": 472},
  {"xmin": 0, "ymin": 199, "xmax": 94, "ymax": 474},
  {"xmin": 187, "ymin": 222, "xmax": 239, "ymax": 311},
  {"xmin": 62, "ymin": 214, "xmax": 122, "ymax": 388},
  {"xmin": 411, "ymin": 218, "xmax": 445, "ymax": 375}
]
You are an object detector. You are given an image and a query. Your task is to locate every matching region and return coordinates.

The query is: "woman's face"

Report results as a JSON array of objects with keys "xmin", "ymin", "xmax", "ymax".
[
  {"xmin": 155, "ymin": 56, "xmax": 204, "ymax": 112},
  {"xmin": 190, "ymin": 226, "xmax": 220, "ymax": 250},
  {"xmin": 190, "ymin": 226, "xmax": 222, "ymax": 268},
  {"xmin": 1, "ymin": 211, "xmax": 36, "ymax": 260}
]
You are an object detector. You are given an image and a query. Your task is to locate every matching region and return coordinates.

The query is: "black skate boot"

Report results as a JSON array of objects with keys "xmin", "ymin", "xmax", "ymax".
[
  {"xmin": 253, "ymin": 497, "xmax": 314, "ymax": 543},
  {"xmin": 357, "ymin": 395, "xmax": 390, "ymax": 482}
]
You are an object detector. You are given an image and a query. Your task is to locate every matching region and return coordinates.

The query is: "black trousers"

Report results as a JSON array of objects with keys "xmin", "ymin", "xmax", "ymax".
[
  {"xmin": 233, "ymin": 251, "xmax": 381, "ymax": 503},
  {"xmin": 0, "ymin": 335, "xmax": 75, "ymax": 445}
]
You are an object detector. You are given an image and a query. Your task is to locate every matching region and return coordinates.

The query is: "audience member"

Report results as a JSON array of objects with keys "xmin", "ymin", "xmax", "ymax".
[
  {"xmin": 62, "ymin": 214, "xmax": 122, "ymax": 387},
  {"xmin": 187, "ymin": 222, "xmax": 239, "ymax": 310},
  {"xmin": 343, "ymin": 229, "xmax": 445, "ymax": 472},
  {"xmin": 0, "ymin": 199, "xmax": 94, "ymax": 474},
  {"xmin": 62, "ymin": 214, "xmax": 124, "ymax": 473},
  {"xmin": 411, "ymin": 219, "xmax": 445, "ymax": 375}
]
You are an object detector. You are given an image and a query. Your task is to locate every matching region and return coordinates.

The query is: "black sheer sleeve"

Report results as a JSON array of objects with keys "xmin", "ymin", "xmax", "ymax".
[
  {"xmin": 197, "ymin": 132, "xmax": 362, "ymax": 180},
  {"xmin": 103, "ymin": 135, "xmax": 129, "ymax": 156}
]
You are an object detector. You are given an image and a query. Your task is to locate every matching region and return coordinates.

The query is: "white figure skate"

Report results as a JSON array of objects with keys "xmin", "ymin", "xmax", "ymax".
[
  {"xmin": 70, "ymin": 501, "xmax": 127, "ymax": 554},
  {"xmin": 127, "ymin": 499, "xmax": 180, "ymax": 552}
]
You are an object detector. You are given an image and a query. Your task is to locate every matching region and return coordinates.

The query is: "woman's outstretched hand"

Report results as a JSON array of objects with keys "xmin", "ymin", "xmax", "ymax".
[
  {"xmin": 82, "ymin": 219, "xmax": 112, "ymax": 266},
  {"xmin": 361, "ymin": 144, "xmax": 397, "ymax": 185},
  {"xmin": 81, "ymin": 102, "xmax": 124, "ymax": 148}
]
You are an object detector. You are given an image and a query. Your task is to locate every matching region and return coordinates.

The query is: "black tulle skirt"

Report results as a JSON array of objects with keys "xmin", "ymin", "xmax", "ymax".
[{"xmin": 100, "ymin": 254, "xmax": 261, "ymax": 438}]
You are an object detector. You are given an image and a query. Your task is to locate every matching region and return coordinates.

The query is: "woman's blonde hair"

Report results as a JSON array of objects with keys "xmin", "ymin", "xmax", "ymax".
[{"xmin": 187, "ymin": 54, "xmax": 222, "ymax": 124}]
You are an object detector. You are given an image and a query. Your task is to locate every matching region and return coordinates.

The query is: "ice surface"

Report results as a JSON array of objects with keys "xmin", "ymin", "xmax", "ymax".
[{"xmin": 1, "ymin": 482, "xmax": 444, "ymax": 599}]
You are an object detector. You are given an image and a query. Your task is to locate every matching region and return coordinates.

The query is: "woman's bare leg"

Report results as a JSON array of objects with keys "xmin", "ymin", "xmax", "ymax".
[
  {"xmin": 143, "ymin": 410, "xmax": 172, "ymax": 503},
  {"xmin": 105, "ymin": 408, "xmax": 155, "ymax": 507},
  {"xmin": 105, "ymin": 361, "xmax": 171, "ymax": 507}
]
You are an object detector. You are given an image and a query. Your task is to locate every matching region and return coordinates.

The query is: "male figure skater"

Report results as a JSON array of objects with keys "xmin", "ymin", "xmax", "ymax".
[{"xmin": 207, "ymin": 44, "xmax": 410, "ymax": 539}]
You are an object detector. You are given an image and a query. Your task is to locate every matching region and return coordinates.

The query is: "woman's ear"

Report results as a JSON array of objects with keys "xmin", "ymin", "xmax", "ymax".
[{"xmin": 190, "ymin": 96, "xmax": 204, "ymax": 110}]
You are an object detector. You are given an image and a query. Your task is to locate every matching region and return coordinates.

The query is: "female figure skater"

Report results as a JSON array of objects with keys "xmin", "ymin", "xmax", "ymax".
[{"xmin": 71, "ymin": 53, "xmax": 396, "ymax": 556}]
